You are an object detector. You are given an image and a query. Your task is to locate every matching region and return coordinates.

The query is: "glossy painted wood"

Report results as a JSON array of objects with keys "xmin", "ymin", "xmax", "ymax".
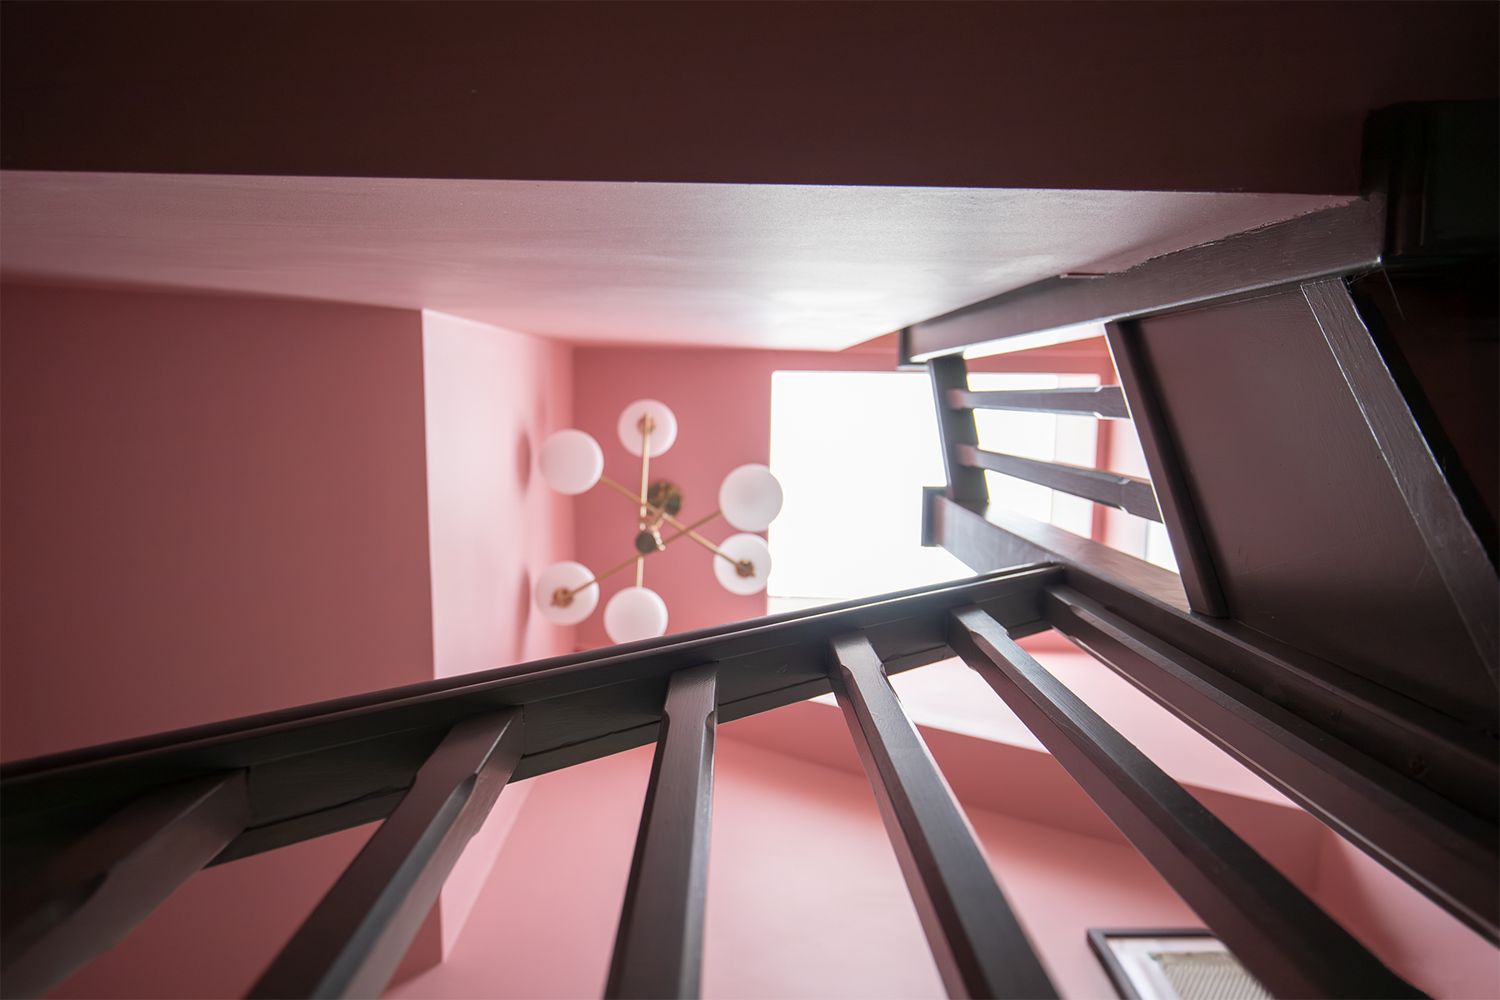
[
  {"xmin": 928, "ymin": 492, "xmax": 1500, "ymax": 934},
  {"xmin": 1304, "ymin": 277, "xmax": 1498, "ymax": 683},
  {"xmin": 947, "ymin": 385, "xmax": 1129, "ymax": 419},
  {"xmin": 948, "ymin": 607, "xmax": 1423, "ymax": 999},
  {"xmin": 1, "ymin": 567, "xmax": 1056, "ymax": 883},
  {"xmin": 827, "ymin": 631, "xmax": 1056, "ymax": 1000},
  {"xmin": 606, "ymin": 665, "xmax": 718, "ymax": 999},
  {"xmin": 1103, "ymin": 321, "xmax": 1226, "ymax": 616},
  {"xmin": 0, "ymin": 772, "xmax": 249, "ymax": 999},
  {"xmin": 1047, "ymin": 585, "xmax": 1498, "ymax": 941},
  {"xmin": 956, "ymin": 444, "xmax": 1161, "ymax": 521},
  {"xmin": 1135, "ymin": 288, "xmax": 1493, "ymax": 729},
  {"xmin": 929, "ymin": 439, "xmax": 1496, "ymax": 826},
  {"xmin": 928, "ymin": 355, "xmax": 987, "ymax": 504},
  {"xmin": 249, "ymin": 710, "xmax": 524, "ymax": 999},
  {"xmin": 902, "ymin": 198, "xmax": 1383, "ymax": 362}
]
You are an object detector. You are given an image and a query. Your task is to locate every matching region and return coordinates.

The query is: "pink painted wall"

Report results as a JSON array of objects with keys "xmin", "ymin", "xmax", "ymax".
[
  {"xmin": 1, "ymin": 286, "xmax": 577, "ymax": 996},
  {"xmin": 418, "ymin": 309, "xmax": 575, "ymax": 957},
  {"xmin": 421, "ymin": 310, "xmax": 575, "ymax": 681},
  {"xmin": 0, "ymin": 283, "xmax": 436, "ymax": 759}
]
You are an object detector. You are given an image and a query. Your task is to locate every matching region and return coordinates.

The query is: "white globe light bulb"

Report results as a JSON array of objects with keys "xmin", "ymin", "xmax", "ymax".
[
  {"xmin": 718, "ymin": 464, "xmax": 784, "ymax": 532},
  {"xmin": 604, "ymin": 586, "xmax": 669, "ymax": 644},
  {"xmin": 714, "ymin": 533, "xmax": 772, "ymax": 595},
  {"xmin": 538, "ymin": 430, "xmax": 603, "ymax": 495},
  {"xmin": 617, "ymin": 399, "xmax": 678, "ymax": 458},
  {"xmin": 534, "ymin": 561, "xmax": 598, "ymax": 626}
]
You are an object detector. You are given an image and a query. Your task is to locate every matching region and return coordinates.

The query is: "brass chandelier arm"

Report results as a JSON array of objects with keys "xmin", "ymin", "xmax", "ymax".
[
  {"xmin": 635, "ymin": 419, "xmax": 652, "ymax": 587},
  {"xmin": 556, "ymin": 510, "xmax": 725, "ymax": 602},
  {"xmin": 598, "ymin": 474, "xmax": 737, "ymax": 566}
]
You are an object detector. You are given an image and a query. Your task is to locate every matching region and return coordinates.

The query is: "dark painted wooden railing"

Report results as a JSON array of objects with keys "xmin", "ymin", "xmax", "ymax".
[
  {"xmin": 913, "ymin": 100, "xmax": 1499, "ymax": 973},
  {"xmin": 3, "ymin": 103, "xmax": 1492, "ymax": 1000},
  {"xmin": 0, "ymin": 556, "xmax": 1434, "ymax": 999}
]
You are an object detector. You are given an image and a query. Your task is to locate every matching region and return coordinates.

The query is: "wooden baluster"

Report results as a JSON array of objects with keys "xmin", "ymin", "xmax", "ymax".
[
  {"xmin": 606, "ymin": 664, "xmax": 718, "ymax": 1000},
  {"xmin": 1, "ymin": 772, "xmax": 250, "ymax": 999},
  {"xmin": 954, "ymin": 444, "xmax": 1162, "ymax": 521},
  {"xmin": 828, "ymin": 631, "xmax": 1056, "ymax": 1000},
  {"xmin": 249, "ymin": 709, "xmax": 524, "ymax": 999},
  {"xmin": 948, "ymin": 606, "xmax": 1423, "ymax": 999},
  {"xmin": 1103, "ymin": 320, "xmax": 1227, "ymax": 615},
  {"xmin": 928, "ymin": 355, "xmax": 988, "ymax": 505}
]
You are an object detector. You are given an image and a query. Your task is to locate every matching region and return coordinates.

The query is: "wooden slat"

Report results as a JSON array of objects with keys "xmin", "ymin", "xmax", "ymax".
[
  {"xmin": 947, "ymin": 385, "xmax": 1129, "ymax": 419},
  {"xmin": 827, "ymin": 631, "xmax": 1056, "ymax": 999},
  {"xmin": 1304, "ymin": 277, "xmax": 1498, "ymax": 683},
  {"xmin": 901, "ymin": 198, "xmax": 1383, "ymax": 362},
  {"xmin": 606, "ymin": 664, "xmax": 718, "ymax": 999},
  {"xmin": 929, "ymin": 355, "xmax": 988, "ymax": 503},
  {"xmin": 0, "ymin": 772, "xmax": 249, "ymax": 999},
  {"xmin": 926, "ymin": 491, "xmax": 1496, "ymax": 827},
  {"xmin": 947, "ymin": 606, "xmax": 1423, "ymax": 999},
  {"xmin": 956, "ymin": 443, "xmax": 1162, "ymax": 521},
  {"xmin": 2, "ymin": 566, "xmax": 1057, "ymax": 874},
  {"xmin": 249, "ymin": 710, "xmax": 524, "ymax": 999},
  {"xmin": 1104, "ymin": 320, "xmax": 1227, "ymax": 615},
  {"xmin": 1045, "ymin": 584, "xmax": 1499, "ymax": 942}
]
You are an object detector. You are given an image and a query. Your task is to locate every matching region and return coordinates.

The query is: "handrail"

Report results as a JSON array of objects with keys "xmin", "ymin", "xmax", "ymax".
[
  {"xmin": 948, "ymin": 384, "xmax": 1130, "ymax": 419},
  {"xmin": 0, "ymin": 566, "xmax": 1057, "ymax": 999},
  {"xmin": 900, "ymin": 197, "xmax": 1384, "ymax": 363},
  {"xmin": 956, "ymin": 443, "xmax": 1162, "ymax": 521}
]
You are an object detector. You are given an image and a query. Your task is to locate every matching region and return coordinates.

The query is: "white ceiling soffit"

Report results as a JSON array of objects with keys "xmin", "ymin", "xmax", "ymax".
[{"xmin": 0, "ymin": 172, "xmax": 1347, "ymax": 350}]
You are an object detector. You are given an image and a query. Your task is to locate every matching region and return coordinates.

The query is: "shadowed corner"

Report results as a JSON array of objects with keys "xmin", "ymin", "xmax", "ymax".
[
  {"xmin": 515, "ymin": 427, "xmax": 533, "ymax": 492},
  {"xmin": 513, "ymin": 567, "xmax": 532, "ymax": 663}
]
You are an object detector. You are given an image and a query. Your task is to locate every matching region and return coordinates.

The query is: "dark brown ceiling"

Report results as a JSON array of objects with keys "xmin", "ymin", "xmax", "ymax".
[{"xmin": 3, "ymin": 1, "xmax": 1495, "ymax": 194}]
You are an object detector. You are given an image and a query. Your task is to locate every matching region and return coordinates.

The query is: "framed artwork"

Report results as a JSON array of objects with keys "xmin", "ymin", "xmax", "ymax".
[{"xmin": 1087, "ymin": 929, "xmax": 1271, "ymax": 1000}]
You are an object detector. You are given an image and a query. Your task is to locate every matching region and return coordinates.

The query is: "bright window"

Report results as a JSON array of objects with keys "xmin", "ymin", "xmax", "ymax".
[{"xmin": 767, "ymin": 369, "xmax": 1099, "ymax": 610}]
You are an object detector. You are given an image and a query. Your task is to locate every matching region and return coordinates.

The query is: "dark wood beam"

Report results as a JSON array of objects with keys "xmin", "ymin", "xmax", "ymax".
[
  {"xmin": 249, "ymin": 710, "xmax": 524, "ymax": 999},
  {"xmin": 606, "ymin": 665, "xmax": 718, "ymax": 999},
  {"xmin": 948, "ymin": 607, "xmax": 1422, "ymax": 999},
  {"xmin": 956, "ymin": 444, "xmax": 1161, "ymax": 521},
  {"xmin": 948, "ymin": 385, "xmax": 1130, "ymax": 419},
  {"xmin": 828, "ymin": 631, "xmax": 1056, "ymax": 999},
  {"xmin": 1304, "ymin": 277, "xmax": 1498, "ymax": 682},
  {"xmin": 902, "ymin": 199, "xmax": 1383, "ymax": 363},
  {"xmin": 2, "ymin": 566, "xmax": 1057, "ymax": 876},
  {"xmin": 0, "ymin": 772, "xmax": 249, "ymax": 999},
  {"xmin": 929, "ymin": 355, "xmax": 987, "ymax": 504},
  {"xmin": 1104, "ymin": 320, "xmax": 1227, "ymax": 615},
  {"xmin": 1045, "ymin": 585, "xmax": 1498, "ymax": 942}
]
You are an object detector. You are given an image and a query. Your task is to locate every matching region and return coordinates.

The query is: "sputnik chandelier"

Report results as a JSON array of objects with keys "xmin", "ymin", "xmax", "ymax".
[{"xmin": 534, "ymin": 399, "xmax": 785, "ymax": 644}]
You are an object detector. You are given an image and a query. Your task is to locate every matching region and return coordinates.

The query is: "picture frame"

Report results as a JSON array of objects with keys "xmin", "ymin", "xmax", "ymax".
[{"xmin": 1087, "ymin": 928, "xmax": 1271, "ymax": 1000}]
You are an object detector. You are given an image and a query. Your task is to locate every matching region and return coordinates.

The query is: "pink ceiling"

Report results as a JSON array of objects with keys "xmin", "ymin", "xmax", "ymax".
[{"xmin": 0, "ymin": 171, "xmax": 1345, "ymax": 350}]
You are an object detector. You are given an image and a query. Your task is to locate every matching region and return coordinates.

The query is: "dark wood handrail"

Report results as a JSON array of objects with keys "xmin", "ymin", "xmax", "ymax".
[{"xmin": 947, "ymin": 385, "xmax": 1130, "ymax": 419}]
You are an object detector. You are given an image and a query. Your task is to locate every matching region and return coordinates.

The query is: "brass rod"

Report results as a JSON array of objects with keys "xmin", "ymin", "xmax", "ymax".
[
  {"xmin": 599, "ymin": 475, "xmax": 737, "ymax": 565},
  {"xmin": 559, "ymin": 510, "xmax": 725, "ymax": 601},
  {"xmin": 637, "ymin": 420, "xmax": 652, "ymax": 588}
]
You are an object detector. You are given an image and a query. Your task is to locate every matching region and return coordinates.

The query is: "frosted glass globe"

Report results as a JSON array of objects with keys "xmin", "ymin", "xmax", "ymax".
[
  {"xmin": 604, "ymin": 586, "xmax": 669, "ymax": 644},
  {"xmin": 617, "ymin": 399, "xmax": 678, "ymax": 458},
  {"xmin": 538, "ymin": 430, "xmax": 604, "ymax": 495},
  {"xmin": 714, "ymin": 533, "xmax": 772, "ymax": 595},
  {"xmin": 718, "ymin": 464, "xmax": 784, "ymax": 532},
  {"xmin": 534, "ymin": 561, "xmax": 598, "ymax": 626}
]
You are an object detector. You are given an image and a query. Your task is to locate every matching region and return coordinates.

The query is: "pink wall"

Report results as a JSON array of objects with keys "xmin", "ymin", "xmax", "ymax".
[
  {"xmin": 421, "ymin": 310, "xmax": 575, "ymax": 677},
  {"xmin": 1, "ymin": 286, "xmax": 577, "ymax": 996},
  {"xmin": 418, "ymin": 309, "xmax": 575, "ymax": 958},
  {"xmin": 0, "ymin": 283, "xmax": 436, "ymax": 758}
]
